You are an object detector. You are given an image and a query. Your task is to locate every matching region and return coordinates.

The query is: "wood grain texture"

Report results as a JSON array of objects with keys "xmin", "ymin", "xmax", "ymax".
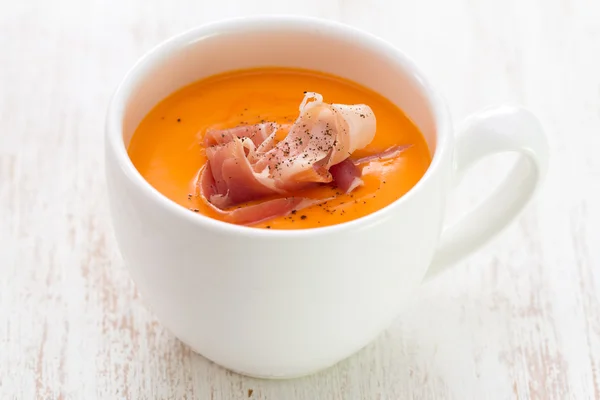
[{"xmin": 1, "ymin": 0, "xmax": 599, "ymax": 398}]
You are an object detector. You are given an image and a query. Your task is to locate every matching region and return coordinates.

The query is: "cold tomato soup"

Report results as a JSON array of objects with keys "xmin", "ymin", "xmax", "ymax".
[{"xmin": 128, "ymin": 68, "xmax": 431, "ymax": 229}]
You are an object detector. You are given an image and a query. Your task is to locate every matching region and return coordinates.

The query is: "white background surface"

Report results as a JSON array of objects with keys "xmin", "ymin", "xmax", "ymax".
[{"xmin": 1, "ymin": 0, "xmax": 599, "ymax": 398}]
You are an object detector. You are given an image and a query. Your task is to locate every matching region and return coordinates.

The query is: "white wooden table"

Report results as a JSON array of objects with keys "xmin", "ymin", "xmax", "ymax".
[{"xmin": 1, "ymin": 0, "xmax": 599, "ymax": 398}]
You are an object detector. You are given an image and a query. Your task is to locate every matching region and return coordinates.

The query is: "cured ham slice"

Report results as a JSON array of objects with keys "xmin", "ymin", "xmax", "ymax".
[
  {"xmin": 203, "ymin": 123, "xmax": 278, "ymax": 148},
  {"xmin": 220, "ymin": 197, "xmax": 324, "ymax": 225},
  {"xmin": 198, "ymin": 164, "xmax": 333, "ymax": 225},
  {"xmin": 198, "ymin": 161, "xmax": 276, "ymax": 209},
  {"xmin": 353, "ymin": 145, "xmax": 411, "ymax": 165},
  {"xmin": 252, "ymin": 92, "xmax": 376, "ymax": 188},
  {"xmin": 196, "ymin": 92, "xmax": 377, "ymax": 225},
  {"xmin": 329, "ymin": 159, "xmax": 363, "ymax": 193}
]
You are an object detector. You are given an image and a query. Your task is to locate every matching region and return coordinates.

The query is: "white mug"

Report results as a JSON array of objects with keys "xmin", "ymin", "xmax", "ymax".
[{"xmin": 105, "ymin": 15, "xmax": 548, "ymax": 378}]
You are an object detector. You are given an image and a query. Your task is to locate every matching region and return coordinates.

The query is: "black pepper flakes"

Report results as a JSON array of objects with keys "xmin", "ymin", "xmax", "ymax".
[
  {"xmin": 266, "ymin": 226, "xmax": 271, "ymax": 229},
  {"xmin": 300, "ymin": 215, "xmax": 307, "ymax": 220},
  {"xmin": 177, "ymin": 118, "xmax": 181, "ymax": 122},
  {"xmin": 291, "ymin": 210, "xmax": 297, "ymax": 215}
]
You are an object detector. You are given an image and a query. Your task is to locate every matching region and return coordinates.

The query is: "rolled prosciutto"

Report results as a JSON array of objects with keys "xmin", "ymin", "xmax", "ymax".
[{"xmin": 197, "ymin": 92, "xmax": 377, "ymax": 225}]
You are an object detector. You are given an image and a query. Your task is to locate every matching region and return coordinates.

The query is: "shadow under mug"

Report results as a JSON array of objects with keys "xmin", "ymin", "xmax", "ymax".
[{"xmin": 105, "ymin": 15, "xmax": 549, "ymax": 378}]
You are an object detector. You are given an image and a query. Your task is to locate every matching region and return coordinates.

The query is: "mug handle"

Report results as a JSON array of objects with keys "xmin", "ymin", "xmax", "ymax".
[{"xmin": 424, "ymin": 105, "xmax": 549, "ymax": 280}]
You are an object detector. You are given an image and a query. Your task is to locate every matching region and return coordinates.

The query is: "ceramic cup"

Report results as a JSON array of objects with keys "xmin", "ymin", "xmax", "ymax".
[{"xmin": 105, "ymin": 15, "xmax": 549, "ymax": 378}]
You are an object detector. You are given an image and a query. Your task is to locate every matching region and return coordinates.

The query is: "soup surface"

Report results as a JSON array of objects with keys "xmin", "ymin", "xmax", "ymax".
[{"xmin": 128, "ymin": 67, "xmax": 431, "ymax": 229}]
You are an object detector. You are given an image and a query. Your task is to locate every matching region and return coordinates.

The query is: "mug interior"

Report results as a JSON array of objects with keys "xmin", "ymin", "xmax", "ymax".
[{"xmin": 108, "ymin": 16, "xmax": 450, "ymax": 232}]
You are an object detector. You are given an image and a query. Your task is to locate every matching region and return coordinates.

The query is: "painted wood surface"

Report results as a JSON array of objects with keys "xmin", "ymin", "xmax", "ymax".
[{"xmin": 1, "ymin": 0, "xmax": 599, "ymax": 398}]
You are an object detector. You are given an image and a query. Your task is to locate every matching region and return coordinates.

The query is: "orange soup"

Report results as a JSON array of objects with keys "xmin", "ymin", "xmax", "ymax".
[{"xmin": 128, "ymin": 68, "xmax": 431, "ymax": 229}]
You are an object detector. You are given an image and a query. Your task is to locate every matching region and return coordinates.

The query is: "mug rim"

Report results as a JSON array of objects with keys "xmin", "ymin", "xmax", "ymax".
[{"xmin": 105, "ymin": 14, "xmax": 452, "ymax": 238}]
